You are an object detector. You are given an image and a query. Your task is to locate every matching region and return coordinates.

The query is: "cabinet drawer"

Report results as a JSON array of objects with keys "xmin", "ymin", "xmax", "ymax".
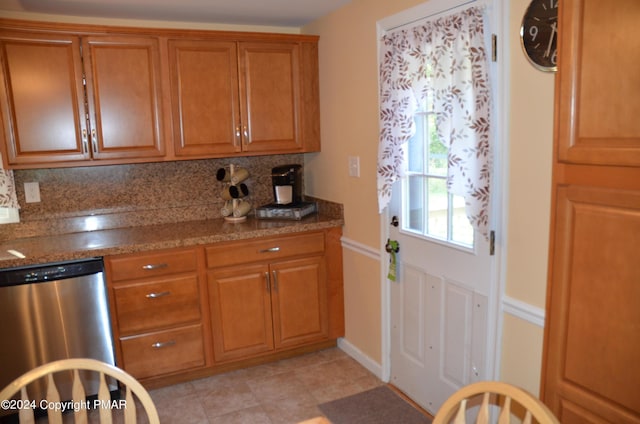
[
  {"xmin": 206, "ymin": 232, "xmax": 324, "ymax": 268},
  {"xmin": 108, "ymin": 249, "xmax": 197, "ymax": 282},
  {"xmin": 113, "ymin": 275, "xmax": 201, "ymax": 335},
  {"xmin": 120, "ymin": 324, "xmax": 205, "ymax": 379}
]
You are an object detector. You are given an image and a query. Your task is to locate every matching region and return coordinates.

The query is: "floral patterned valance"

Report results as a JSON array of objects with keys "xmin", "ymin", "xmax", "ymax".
[{"xmin": 377, "ymin": 6, "xmax": 492, "ymax": 238}]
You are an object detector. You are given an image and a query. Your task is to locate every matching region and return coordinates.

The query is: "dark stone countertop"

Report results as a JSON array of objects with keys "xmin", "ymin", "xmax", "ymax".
[{"xmin": 0, "ymin": 213, "xmax": 344, "ymax": 269}]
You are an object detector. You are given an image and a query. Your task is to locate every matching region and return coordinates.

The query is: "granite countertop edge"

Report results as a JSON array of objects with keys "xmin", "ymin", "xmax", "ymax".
[{"xmin": 0, "ymin": 214, "xmax": 344, "ymax": 269}]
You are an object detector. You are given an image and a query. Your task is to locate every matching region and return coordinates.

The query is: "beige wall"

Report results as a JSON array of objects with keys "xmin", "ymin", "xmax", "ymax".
[{"xmin": 304, "ymin": 0, "xmax": 555, "ymax": 392}]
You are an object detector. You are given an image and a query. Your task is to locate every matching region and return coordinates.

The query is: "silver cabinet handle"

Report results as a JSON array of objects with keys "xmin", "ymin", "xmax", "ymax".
[
  {"xmin": 142, "ymin": 263, "xmax": 168, "ymax": 270},
  {"xmin": 235, "ymin": 126, "xmax": 241, "ymax": 145},
  {"xmin": 243, "ymin": 125, "xmax": 249, "ymax": 143},
  {"xmin": 272, "ymin": 270, "xmax": 279, "ymax": 291},
  {"xmin": 146, "ymin": 291, "xmax": 170, "ymax": 299},
  {"xmin": 265, "ymin": 271, "xmax": 271, "ymax": 291},
  {"xmin": 91, "ymin": 128, "xmax": 98, "ymax": 154},
  {"xmin": 82, "ymin": 129, "xmax": 89, "ymax": 154},
  {"xmin": 259, "ymin": 247, "xmax": 280, "ymax": 253},
  {"xmin": 151, "ymin": 340, "xmax": 176, "ymax": 349}
]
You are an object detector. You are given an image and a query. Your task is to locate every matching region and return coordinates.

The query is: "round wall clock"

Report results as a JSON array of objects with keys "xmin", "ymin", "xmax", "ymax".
[{"xmin": 520, "ymin": 0, "xmax": 558, "ymax": 72}]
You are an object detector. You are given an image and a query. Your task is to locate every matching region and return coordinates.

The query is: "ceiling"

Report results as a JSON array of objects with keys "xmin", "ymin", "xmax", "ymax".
[{"xmin": 0, "ymin": 0, "xmax": 352, "ymax": 27}]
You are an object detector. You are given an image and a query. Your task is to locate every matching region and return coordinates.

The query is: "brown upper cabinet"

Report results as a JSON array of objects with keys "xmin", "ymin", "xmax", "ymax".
[
  {"xmin": 0, "ymin": 31, "xmax": 165, "ymax": 166},
  {"xmin": 0, "ymin": 20, "xmax": 320, "ymax": 168},
  {"xmin": 169, "ymin": 40, "xmax": 317, "ymax": 157}
]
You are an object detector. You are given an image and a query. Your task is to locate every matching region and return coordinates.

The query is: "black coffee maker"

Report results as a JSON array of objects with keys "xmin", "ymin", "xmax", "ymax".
[
  {"xmin": 255, "ymin": 164, "xmax": 317, "ymax": 220},
  {"xmin": 271, "ymin": 164, "xmax": 302, "ymax": 205}
]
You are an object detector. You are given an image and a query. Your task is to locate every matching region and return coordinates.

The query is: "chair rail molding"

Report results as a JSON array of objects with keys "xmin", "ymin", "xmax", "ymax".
[{"xmin": 502, "ymin": 295, "xmax": 545, "ymax": 328}]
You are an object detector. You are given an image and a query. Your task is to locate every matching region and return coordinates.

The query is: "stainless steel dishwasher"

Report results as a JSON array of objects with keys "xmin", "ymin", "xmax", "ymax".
[{"xmin": 0, "ymin": 257, "xmax": 116, "ymax": 404}]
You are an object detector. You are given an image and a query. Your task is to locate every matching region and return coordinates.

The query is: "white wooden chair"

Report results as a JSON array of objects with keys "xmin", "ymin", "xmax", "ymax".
[
  {"xmin": 0, "ymin": 358, "xmax": 159, "ymax": 424},
  {"xmin": 433, "ymin": 381, "xmax": 560, "ymax": 424}
]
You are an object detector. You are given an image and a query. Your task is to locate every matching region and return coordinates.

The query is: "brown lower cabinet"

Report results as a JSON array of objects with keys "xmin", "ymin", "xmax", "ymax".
[
  {"xmin": 208, "ymin": 255, "xmax": 328, "ymax": 362},
  {"xmin": 105, "ymin": 228, "xmax": 343, "ymax": 386}
]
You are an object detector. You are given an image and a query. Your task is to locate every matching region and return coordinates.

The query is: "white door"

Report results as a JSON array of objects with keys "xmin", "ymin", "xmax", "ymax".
[
  {"xmin": 388, "ymin": 180, "xmax": 494, "ymax": 414},
  {"xmin": 383, "ymin": 3, "xmax": 499, "ymax": 413}
]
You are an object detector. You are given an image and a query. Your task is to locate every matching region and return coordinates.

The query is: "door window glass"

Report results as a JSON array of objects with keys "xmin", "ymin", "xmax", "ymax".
[{"xmin": 403, "ymin": 108, "xmax": 474, "ymax": 248}]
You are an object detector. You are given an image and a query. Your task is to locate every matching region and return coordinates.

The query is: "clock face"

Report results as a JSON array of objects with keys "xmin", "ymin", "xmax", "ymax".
[{"xmin": 521, "ymin": 0, "xmax": 558, "ymax": 72}]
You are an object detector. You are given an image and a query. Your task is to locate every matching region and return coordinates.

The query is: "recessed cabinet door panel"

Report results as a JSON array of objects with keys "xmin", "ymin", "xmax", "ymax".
[
  {"xmin": 208, "ymin": 264, "xmax": 274, "ymax": 362},
  {"xmin": 0, "ymin": 33, "xmax": 88, "ymax": 164},
  {"xmin": 271, "ymin": 256, "xmax": 328, "ymax": 349},
  {"xmin": 168, "ymin": 40, "xmax": 241, "ymax": 156},
  {"xmin": 545, "ymin": 185, "xmax": 640, "ymax": 423},
  {"xmin": 556, "ymin": 0, "xmax": 640, "ymax": 166},
  {"xmin": 238, "ymin": 42, "xmax": 301, "ymax": 153},
  {"xmin": 83, "ymin": 36, "xmax": 165, "ymax": 159}
]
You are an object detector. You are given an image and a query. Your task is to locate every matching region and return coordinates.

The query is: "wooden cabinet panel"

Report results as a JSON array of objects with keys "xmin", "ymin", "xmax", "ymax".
[
  {"xmin": 207, "ymin": 263, "xmax": 274, "ymax": 362},
  {"xmin": 0, "ymin": 33, "xmax": 88, "ymax": 164},
  {"xmin": 238, "ymin": 42, "xmax": 301, "ymax": 153},
  {"xmin": 543, "ymin": 1, "xmax": 640, "ymax": 422},
  {"xmin": 106, "ymin": 247, "xmax": 208, "ymax": 380},
  {"xmin": 205, "ymin": 231, "xmax": 325, "ymax": 268},
  {"xmin": 544, "ymin": 186, "xmax": 640, "ymax": 423},
  {"xmin": 83, "ymin": 36, "xmax": 165, "ymax": 160},
  {"xmin": 168, "ymin": 40, "xmax": 241, "ymax": 156},
  {"xmin": 206, "ymin": 231, "xmax": 334, "ymax": 363},
  {"xmin": 108, "ymin": 248, "xmax": 197, "ymax": 282},
  {"xmin": 271, "ymin": 256, "xmax": 328, "ymax": 348},
  {"xmin": 113, "ymin": 275, "xmax": 201, "ymax": 335},
  {"xmin": 120, "ymin": 324, "xmax": 205, "ymax": 380},
  {"xmin": 0, "ymin": 21, "xmax": 320, "ymax": 166},
  {"xmin": 556, "ymin": 0, "xmax": 640, "ymax": 166}
]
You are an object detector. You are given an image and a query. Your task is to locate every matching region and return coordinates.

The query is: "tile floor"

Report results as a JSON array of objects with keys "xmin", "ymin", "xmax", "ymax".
[{"xmin": 148, "ymin": 348, "xmax": 384, "ymax": 423}]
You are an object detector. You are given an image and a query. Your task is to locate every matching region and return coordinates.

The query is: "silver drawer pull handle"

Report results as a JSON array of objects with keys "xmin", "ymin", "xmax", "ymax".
[
  {"xmin": 146, "ymin": 291, "xmax": 171, "ymax": 299},
  {"xmin": 259, "ymin": 247, "xmax": 280, "ymax": 253},
  {"xmin": 151, "ymin": 340, "xmax": 176, "ymax": 349},
  {"xmin": 142, "ymin": 263, "xmax": 168, "ymax": 270}
]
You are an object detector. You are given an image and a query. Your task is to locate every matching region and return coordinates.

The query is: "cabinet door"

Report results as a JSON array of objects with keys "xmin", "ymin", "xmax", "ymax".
[
  {"xmin": 168, "ymin": 40, "xmax": 241, "ymax": 157},
  {"xmin": 208, "ymin": 263, "xmax": 274, "ymax": 362},
  {"xmin": 543, "ymin": 1, "xmax": 640, "ymax": 423},
  {"xmin": 556, "ymin": 0, "xmax": 640, "ymax": 166},
  {"xmin": 544, "ymin": 186, "xmax": 640, "ymax": 424},
  {"xmin": 238, "ymin": 42, "xmax": 301, "ymax": 153},
  {"xmin": 83, "ymin": 36, "xmax": 165, "ymax": 160},
  {"xmin": 271, "ymin": 256, "xmax": 328, "ymax": 349},
  {"xmin": 0, "ymin": 33, "xmax": 89, "ymax": 165}
]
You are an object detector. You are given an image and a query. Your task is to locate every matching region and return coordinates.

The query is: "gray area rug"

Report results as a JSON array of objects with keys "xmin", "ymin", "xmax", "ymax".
[{"xmin": 318, "ymin": 386, "xmax": 432, "ymax": 424}]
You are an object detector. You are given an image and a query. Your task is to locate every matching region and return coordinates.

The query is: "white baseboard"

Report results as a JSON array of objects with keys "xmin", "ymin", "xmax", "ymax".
[{"xmin": 337, "ymin": 337, "xmax": 383, "ymax": 380}]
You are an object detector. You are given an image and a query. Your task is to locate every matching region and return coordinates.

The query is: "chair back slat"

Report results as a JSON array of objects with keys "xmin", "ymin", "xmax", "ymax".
[
  {"xmin": 18, "ymin": 387, "xmax": 34, "ymax": 424},
  {"xmin": 123, "ymin": 386, "xmax": 137, "ymax": 424},
  {"xmin": 453, "ymin": 398, "xmax": 467, "ymax": 423},
  {"xmin": 523, "ymin": 411, "xmax": 533, "ymax": 424},
  {"xmin": 98, "ymin": 371, "xmax": 113, "ymax": 424},
  {"xmin": 72, "ymin": 369, "xmax": 88, "ymax": 424},
  {"xmin": 476, "ymin": 392, "xmax": 490, "ymax": 424},
  {"xmin": 46, "ymin": 374, "xmax": 63, "ymax": 424},
  {"xmin": 498, "ymin": 396, "xmax": 511, "ymax": 424}
]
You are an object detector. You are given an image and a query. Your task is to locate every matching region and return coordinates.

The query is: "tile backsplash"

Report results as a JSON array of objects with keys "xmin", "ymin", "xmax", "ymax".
[{"xmin": 3, "ymin": 154, "xmax": 304, "ymax": 239}]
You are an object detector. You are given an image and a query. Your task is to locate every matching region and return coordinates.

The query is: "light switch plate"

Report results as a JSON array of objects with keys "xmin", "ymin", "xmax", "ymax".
[
  {"xmin": 348, "ymin": 156, "xmax": 360, "ymax": 178},
  {"xmin": 24, "ymin": 182, "xmax": 41, "ymax": 203}
]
